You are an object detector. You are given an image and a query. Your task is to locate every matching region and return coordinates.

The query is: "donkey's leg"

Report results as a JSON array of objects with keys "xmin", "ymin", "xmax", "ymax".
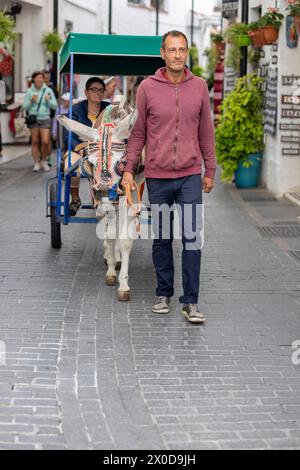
[
  {"xmin": 117, "ymin": 238, "xmax": 133, "ymax": 301},
  {"xmin": 105, "ymin": 239, "xmax": 117, "ymax": 286},
  {"xmin": 114, "ymin": 239, "xmax": 122, "ymax": 271}
]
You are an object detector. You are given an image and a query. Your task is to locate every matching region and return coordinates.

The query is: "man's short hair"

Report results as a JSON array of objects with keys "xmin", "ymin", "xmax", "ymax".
[
  {"xmin": 85, "ymin": 77, "xmax": 106, "ymax": 90},
  {"xmin": 161, "ymin": 31, "xmax": 189, "ymax": 50}
]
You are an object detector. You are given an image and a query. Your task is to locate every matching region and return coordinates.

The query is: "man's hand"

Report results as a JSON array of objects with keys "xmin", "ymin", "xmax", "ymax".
[
  {"xmin": 203, "ymin": 176, "xmax": 214, "ymax": 193},
  {"xmin": 121, "ymin": 171, "xmax": 135, "ymax": 191}
]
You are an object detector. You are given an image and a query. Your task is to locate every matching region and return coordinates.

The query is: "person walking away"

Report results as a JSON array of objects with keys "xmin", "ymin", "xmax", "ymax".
[
  {"xmin": 121, "ymin": 31, "xmax": 216, "ymax": 324},
  {"xmin": 23, "ymin": 71, "xmax": 57, "ymax": 172}
]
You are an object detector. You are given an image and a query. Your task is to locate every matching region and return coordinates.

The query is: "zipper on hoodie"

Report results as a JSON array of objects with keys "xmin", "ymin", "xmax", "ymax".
[{"xmin": 173, "ymin": 85, "xmax": 179, "ymax": 172}]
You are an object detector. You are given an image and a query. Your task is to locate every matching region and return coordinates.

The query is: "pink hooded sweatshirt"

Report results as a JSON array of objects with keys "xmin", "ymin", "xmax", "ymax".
[{"xmin": 125, "ymin": 67, "xmax": 216, "ymax": 179}]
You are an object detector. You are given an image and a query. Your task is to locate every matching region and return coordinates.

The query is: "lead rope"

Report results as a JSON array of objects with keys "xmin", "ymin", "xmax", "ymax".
[{"xmin": 123, "ymin": 181, "xmax": 142, "ymax": 233}]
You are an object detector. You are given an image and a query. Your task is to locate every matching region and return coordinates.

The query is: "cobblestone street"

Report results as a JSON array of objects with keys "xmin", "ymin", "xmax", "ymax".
[{"xmin": 0, "ymin": 154, "xmax": 300, "ymax": 450}]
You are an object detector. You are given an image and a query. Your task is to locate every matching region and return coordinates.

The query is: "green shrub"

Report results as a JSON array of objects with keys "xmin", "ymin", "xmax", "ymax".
[{"xmin": 216, "ymin": 73, "xmax": 264, "ymax": 182}]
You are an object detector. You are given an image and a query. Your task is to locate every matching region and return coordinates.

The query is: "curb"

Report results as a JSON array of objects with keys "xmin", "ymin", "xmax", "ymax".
[
  {"xmin": 284, "ymin": 192, "xmax": 300, "ymax": 208},
  {"xmin": 0, "ymin": 147, "xmax": 31, "ymax": 167}
]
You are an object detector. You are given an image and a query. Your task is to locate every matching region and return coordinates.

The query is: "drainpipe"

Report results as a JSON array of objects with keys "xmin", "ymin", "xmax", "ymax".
[
  {"xmin": 53, "ymin": 0, "xmax": 58, "ymax": 87},
  {"xmin": 240, "ymin": 0, "xmax": 249, "ymax": 77},
  {"xmin": 108, "ymin": 0, "xmax": 112, "ymax": 34},
  {"xmin": 156, "ymin": 0, "xmax": 159, "ymax": 36}
]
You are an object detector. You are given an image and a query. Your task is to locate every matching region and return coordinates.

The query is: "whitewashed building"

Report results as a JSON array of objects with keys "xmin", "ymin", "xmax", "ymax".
[{"xmin": 223, "ymin": 0, "xmax": 300, "ymax": 196}]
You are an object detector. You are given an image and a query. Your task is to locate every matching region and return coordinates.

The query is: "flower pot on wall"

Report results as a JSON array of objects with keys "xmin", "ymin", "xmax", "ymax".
[
  {"xmin": 262, "ymin": 25, "xmax": 279, "ymax": 45},
  {"xmin": 248, "ymin": 29, "xmax": 265, "ymax": 47},
  {"xmin": 286, "ymin": 15, "xmax": 299, "ymax": 48},
  {"xmin": 235, "ymin": 153, "xmax": 263, "ymax": 189}
]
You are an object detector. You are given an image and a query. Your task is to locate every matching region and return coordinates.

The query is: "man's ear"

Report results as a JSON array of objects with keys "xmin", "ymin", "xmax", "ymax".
[
  {"xmin": 160, "ymin": 48, "xmax": 165, "ymax": 60},
  {"xmin": 84, "ymin": 89, "xmax": 88, "ymax": 99}
]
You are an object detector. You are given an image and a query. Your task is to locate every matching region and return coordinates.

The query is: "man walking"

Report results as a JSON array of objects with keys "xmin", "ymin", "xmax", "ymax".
[{"xmin": 121, "ymin": 31, "xmax": 216, "ymax": 324}]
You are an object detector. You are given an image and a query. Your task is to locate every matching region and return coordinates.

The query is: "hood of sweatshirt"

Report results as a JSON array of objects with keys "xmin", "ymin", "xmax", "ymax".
[{"xmin": 148, "ymin": 67, "xmax": 195, "ymax": 85}]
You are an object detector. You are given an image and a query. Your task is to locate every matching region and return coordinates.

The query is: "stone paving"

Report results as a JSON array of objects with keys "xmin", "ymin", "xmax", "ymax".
[{"xmin": 0, "ymin": 154, "xmax": 300, "ymax": 450}]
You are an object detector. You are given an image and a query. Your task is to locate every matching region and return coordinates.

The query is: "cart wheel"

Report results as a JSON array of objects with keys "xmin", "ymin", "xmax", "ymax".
[{"xmin": 50, "ymin": 182, "xmax": 62, "ymax": 249}]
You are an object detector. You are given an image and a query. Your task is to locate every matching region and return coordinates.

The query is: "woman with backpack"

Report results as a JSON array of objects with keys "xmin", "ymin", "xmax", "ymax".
[{"xmin": 23, "ymin": 71, "xmax": 57, "ymax": 172}]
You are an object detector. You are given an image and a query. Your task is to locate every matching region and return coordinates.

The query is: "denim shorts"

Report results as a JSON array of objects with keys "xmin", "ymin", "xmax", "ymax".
[{"xmin": 28, "ymin": 119, "xmax": 51, "ymax": 129}]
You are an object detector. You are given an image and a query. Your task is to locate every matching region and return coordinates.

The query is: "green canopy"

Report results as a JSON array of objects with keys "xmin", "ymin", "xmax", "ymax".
[{"xmin": 59, "ymin": 33, "xmax": 165, "ymax": 76}]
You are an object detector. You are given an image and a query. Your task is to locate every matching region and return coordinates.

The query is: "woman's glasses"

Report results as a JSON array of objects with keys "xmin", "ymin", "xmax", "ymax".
[{"xmin": 87, "ymin": 87, "xmax": 105, "ymax": 94}]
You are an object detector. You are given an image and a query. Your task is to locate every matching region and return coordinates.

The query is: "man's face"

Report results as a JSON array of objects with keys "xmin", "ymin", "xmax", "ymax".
[
  {"xmin": 160, "ymin": 35, "xmax": 188, "ymax": 74},
  {"xmin": 85, "ymin": 82, "xmax": 105, "ymax": 104}
]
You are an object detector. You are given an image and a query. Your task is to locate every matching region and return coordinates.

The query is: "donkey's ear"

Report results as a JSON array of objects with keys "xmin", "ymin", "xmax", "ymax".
[
  {"xmin": 114, "ymin": 109, "xmax": 138, "ymax": 140},
  {"xmin": 57, "ymin": 115, "xmax": 100, "ymax": 142}
]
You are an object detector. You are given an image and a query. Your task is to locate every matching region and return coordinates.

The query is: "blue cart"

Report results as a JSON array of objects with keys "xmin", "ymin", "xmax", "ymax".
[{"xmin": 46, "ymin": 33, "xmax": 163, "ymax": 248}]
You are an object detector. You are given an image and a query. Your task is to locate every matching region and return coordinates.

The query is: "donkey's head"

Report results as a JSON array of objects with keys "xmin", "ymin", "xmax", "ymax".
[{"xmin": 57, "ymin": 97, "xmax": 137, "ymax": 197}]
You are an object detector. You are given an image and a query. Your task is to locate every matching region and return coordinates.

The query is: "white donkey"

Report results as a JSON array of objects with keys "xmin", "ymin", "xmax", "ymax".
[{"xmin": 58, "ymin": 98, "xmax": 144, "ymax": 301}]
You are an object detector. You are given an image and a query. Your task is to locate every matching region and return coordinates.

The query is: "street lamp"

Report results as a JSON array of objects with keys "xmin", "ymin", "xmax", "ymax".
[{"xmin": 6, "ymin": 2, "xmax": 22, "ymax": 21}]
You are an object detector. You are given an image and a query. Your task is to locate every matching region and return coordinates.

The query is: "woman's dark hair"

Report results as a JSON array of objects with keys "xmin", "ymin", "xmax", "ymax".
[
  {"xmin": 134, "ymin": 77, "xmax": 144, "ymax": 89},
  {"xmin": 31, "ymin": 71, "xmax": 44, "ymax": 81},
  {"xmin": 85, "ymin": 77, "xmax": 106, "ymax": 90}
]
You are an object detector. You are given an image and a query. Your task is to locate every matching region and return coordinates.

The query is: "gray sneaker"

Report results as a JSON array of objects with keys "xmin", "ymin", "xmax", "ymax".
[
  {"xmin": 152, "ymin": 296, "xmax": 171, "ymax": 314},
  {"xmin": 182, "ymin": 304, "xmax": 206, "ymax": 324}
]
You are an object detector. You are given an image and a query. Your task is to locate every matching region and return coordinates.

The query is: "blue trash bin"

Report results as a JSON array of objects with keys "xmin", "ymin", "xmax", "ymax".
[{"xmin": 235, "ymin": 153, "xmax": 263, "ymax": 188}]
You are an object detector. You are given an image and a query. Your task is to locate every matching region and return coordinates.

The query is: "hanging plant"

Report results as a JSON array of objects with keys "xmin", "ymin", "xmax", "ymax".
[
  {"xmin": 224, "ymin": 23, "xmax": 251, "ymax": 47},
  {"xmin": 42, "ymin": 30, "xmax": 64, "ymax": 53},
  {"xmin": 0, "ymin": 10, "xmax": 17, "ymax": 43}
]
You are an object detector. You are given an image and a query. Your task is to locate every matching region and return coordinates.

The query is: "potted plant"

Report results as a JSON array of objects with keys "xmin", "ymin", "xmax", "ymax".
[
  {"xmin": 248, "ymin": 21, "xmax": 265, "ymax": 47},
  {"xmin": 216, "ymin": 73, "xmax": 264, "ymax": 187},
  {"xmin": 260, "ymin": 7, "xmax": 284, "ymax": 44},
  {"xmin": 286, "ymin": 0, "xmax": 300, "ymax": 34},
  {"xmin": 224, "ymin": 22, "xmax": 251, "ymax": 47},
  {"xmin": 42, "ymin": 30, "xmax": 63, "ymax": 53},
  {"xmin": 0, "ymin": 10, "xmax": 17, "ymax": 43}
]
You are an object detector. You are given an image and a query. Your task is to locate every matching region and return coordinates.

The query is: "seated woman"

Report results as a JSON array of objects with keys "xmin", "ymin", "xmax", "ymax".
[{"xmin": 63, "ymin": 77, "xmax": 109, "ymax": 216}]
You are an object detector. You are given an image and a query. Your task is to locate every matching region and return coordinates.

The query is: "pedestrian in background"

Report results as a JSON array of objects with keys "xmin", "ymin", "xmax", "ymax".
[
  {"xmin": 122, "ymin": 31, "xmax": 216, "ymax": 324},
  {"xmin": 23, "ymin": 71, "xmax": 57, "ymax": 172}
]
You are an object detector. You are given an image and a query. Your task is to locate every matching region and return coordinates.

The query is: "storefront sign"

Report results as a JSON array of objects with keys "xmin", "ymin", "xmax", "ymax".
[
  {"xmin": 282, "ymin": 108, "xmax": 300, "ymax": 118},
  {"xmin": 282, "ymin": 148, "xmax": 300, "ymax": 156},
  {"xmin": 282, "ymin": 75, "xmax": 300, "ymax": 86},
  {"xmin": 222, "ymin": 1, "xmax": 238, "ymax": 19},
  {"xmin": 280, "ymin": 123, "xmax": 300, "ymax": 131},
  {"xmin": 281, "ymin": 135, "xmax": 300, "ymax": 143},
  {"xmin": 282, "ymin": 95, "xmax": 300, "ymax": 105}
]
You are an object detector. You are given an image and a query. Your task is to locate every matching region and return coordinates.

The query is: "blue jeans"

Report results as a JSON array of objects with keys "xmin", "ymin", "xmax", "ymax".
[{"xmin": 146, "ymin": 174, "xmax": 203, "ymax": 305}]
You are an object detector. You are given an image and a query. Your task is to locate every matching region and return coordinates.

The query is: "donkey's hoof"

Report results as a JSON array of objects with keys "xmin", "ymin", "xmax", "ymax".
[
  {"xmin": 115, "ymin": 261, "xmax": 122, "ymax": 271},
  {"xmin": 118, "ymin": 290, "xmax": 130, "ymax": 302},
  {"xmin": 106, "ymin": 275, "xmax": 117, "ymax": 286}
]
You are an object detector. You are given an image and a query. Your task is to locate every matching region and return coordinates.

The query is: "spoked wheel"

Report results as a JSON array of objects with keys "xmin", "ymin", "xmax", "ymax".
[{"xmin": 50, "ymin": 181, "xmax": 62, "ymax": 249}]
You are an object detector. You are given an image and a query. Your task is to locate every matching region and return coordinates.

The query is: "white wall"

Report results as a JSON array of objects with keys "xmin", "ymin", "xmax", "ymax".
[{"xmin": 258, "ymin": 0, "xmax": 300, "ymax": 194}]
